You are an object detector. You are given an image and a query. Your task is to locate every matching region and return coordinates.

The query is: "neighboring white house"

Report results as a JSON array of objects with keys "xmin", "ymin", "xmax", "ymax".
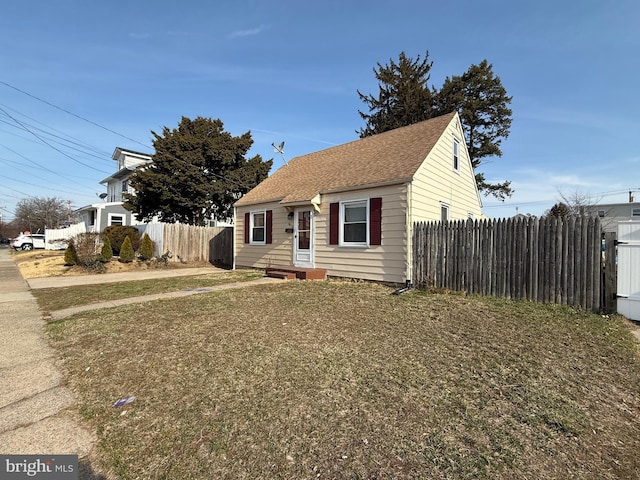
[
  {"xmin": 584, "ymin": 199, "xmax": 640, "ymax": 233},
  {"xmin": 233, "ymin": 112, "xmax": 483, "ymax": 285},
  {"xmin": 75, "ymin": 146, "xmax": 232, "ymax": 232},
  {"xmin": 74, "ymin": 147, "xmax": 153, "ymax": 232}
]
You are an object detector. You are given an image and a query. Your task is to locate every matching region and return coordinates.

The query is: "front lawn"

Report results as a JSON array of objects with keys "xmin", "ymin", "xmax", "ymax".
[
  {"xmin": 46, "ymin": 281, "xmax": 640, "ymax": 479},
  {"xmin": 32, "ymin": 270, "xmax": 263, "ymax": 312}
]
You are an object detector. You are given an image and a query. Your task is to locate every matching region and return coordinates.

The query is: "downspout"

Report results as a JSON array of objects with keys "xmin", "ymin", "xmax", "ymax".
[
  {"xmin": 232, "ymin": 206, "xmax": 237, "ymax": 271},
  {"xmin": 406, "ymin": 181, "xmax": 413, "ymax": 287}
]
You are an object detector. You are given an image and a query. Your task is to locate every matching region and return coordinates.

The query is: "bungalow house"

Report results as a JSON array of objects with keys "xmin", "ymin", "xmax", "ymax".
[
  {"xmin": 74, "ymin": 147, "xmax": 152, "ymax": 232},
  {"xmin": 233, "ymin": 112, "xmax": 483, "ymax": 285}
]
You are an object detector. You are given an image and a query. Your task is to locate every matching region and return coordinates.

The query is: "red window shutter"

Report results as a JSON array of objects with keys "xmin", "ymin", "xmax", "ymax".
[
  {"xmin": 370, "ymin": 197, "xmax": 382, "ymax": 245},
  {"xmin": 329, "ymin": 202, "xmax": 339, "ymax": 245},
  {"xmin": 266, "ymin": 210, "xmax": 273, "ymax": 244},
  {"xmin": 244, "ymin": 212, "xmax": 250, "ymax": 243}
]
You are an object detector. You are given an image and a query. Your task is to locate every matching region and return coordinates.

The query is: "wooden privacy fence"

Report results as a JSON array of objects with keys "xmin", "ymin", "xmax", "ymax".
[
  {"xmin": 413, "ymin": 216, "xmax": 615, "ymax": 313},
  {"xmin": 145, "ymin": 223, "xmax": 233, "ymax": 266}
]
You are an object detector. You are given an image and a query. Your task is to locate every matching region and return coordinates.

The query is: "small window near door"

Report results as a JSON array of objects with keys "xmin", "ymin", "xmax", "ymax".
[{"xmin": 250, "ymin": 211, "xmax": 266, "ymax": 245}]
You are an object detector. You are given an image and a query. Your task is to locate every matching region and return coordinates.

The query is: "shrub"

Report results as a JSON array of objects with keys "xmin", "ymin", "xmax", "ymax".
[
  {"xmin": 103, "ymin": 226, "xmax": 141, "ymax": 255},
  {"xmin": 119, "ymin": 235, "xmax": 135, "ymax": 263},
  {"xmin": 64, "ymin": 240, "xmax": 78, "ymax": 266},
  {"xmin": 74, "ymin": 233, "xmax": 104, "ymax": 271},
  {"xmin": 139, "ymin": 233, "xmax": 154, "ymax": 261},
  {"xmin": 100, "ymin": 236, "xmax": 113, "ymax": 263}
]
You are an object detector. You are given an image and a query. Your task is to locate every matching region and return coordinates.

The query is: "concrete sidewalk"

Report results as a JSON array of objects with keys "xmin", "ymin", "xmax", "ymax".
[
  {"xmin": 0, "ymin": 247, "xmax": 95, "ymax": 456},
  {"xmin": 48, "ymin": 276, "xmax": 282, "ymax": 321}
]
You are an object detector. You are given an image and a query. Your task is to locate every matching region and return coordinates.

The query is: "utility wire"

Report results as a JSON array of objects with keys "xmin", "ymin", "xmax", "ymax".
[
  {"xmin": 0, "ymin": 80, "xmax": 151, "ymax": 150},
  {"xmin": 0, "ymin": 105, "xmax": 110, "ymax": 174}
]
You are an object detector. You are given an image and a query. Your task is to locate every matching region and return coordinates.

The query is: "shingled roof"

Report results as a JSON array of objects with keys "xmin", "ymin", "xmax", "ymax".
[{"xmin": 235, "ymin": 112, "xmax": 457, "ymax": 207}]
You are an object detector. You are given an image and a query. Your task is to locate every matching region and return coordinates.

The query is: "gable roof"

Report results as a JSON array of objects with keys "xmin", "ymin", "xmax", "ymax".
[{"xmin": 235, "ymin": 112, "xmax": 457, "ymax": 207}]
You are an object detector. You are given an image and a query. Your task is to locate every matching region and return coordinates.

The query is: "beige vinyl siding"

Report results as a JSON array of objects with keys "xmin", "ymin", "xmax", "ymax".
[
  {"xmin": 234, "ymin": 202, "xmax": 293, "ymax": 269},
  {"xmin": 315, "ymin": 184, "xmax": 408, "ymax": 284},
  {"xmin": 410, "ymin": 115, "xmax": 482, "ymax": 223}
]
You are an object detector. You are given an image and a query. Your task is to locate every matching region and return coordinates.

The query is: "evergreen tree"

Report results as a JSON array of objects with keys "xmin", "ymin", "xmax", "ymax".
[
  {"xmin": 119, "ymin": 236, "xmax": 135, "ymax": 263},
  {"xmin": 139, "ymin": 233, "xmax": 154, "ymax": 260},
  {"xmin": 100, "ymin": 236, "xmax": 113, "ymax": 262},
  {"xmin": 124, "ymin": 116, "xmax": 272, "ymax": 225},
  {"xmin": 357, "ymin": 51, "xmax": 437, "ymax": 138},
  {"xmin": 358, "ymin": 53, "xmax": 513, "ymax": 200},
  {"xmin": 436, "ymin": 60, "xmax": 513, "ymax": 199},
  {"xmin": 64, "ymin": 240, "xmax": 78, "ymax": 266}
]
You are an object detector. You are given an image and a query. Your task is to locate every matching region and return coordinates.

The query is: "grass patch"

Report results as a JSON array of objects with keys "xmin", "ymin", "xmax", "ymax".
[
  {"xmin": 33, "ymin": 270, "xmax": 264, "ymax": 312},
  {"xmin": 47, "ymin": 281, "xmax": 640, "ymax": 479}
]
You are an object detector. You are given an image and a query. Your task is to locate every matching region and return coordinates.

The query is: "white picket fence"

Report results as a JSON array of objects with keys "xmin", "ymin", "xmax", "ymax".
[{"xmin": 44, "ymin": 222, "xmax": 88, "ymax": 250}]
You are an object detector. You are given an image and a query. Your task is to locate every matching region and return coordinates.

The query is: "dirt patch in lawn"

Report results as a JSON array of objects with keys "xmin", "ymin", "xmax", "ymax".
[{"xmin": 12, "ymin": 249, "xmax": 212, "ymax": 279}]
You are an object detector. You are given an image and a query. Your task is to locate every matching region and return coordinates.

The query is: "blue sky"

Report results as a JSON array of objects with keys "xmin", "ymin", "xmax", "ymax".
[{"xmin": 1, "ymin": 0, "xmax": 638, "ymax": 223}]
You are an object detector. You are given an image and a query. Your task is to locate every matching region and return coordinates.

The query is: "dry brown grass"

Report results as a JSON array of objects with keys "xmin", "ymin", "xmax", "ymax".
[
  {"xmin": 46, "ymin": 281, "xmax": 640, "ymax": 480},
  {"xmin": 12, "ymin": 249, "xmax": 211, "ymax": 279}
]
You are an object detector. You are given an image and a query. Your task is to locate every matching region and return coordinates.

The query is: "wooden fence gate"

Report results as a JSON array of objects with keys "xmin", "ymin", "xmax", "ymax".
[{"xmin": 413, "ymin": 216, "xmax": 616, "ymax": 313}]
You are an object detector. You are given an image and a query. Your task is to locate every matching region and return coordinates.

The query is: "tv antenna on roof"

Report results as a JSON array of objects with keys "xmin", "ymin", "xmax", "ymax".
[{"xmin": 272, "ymin": 141, "xmax": 287, "ymax": 165}]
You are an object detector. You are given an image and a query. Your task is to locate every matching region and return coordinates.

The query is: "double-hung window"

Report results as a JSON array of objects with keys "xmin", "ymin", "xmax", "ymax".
[
  {"xmin": 453, "ymin": 136, "xmax": 460, "ymax": 172},
  {"xmin": 250, "ymin": 211, "xmax": 266, "ymax": 245},
  {"xmin": 341, "ymin": 200, "xmax": 368, "ymax": 246}
]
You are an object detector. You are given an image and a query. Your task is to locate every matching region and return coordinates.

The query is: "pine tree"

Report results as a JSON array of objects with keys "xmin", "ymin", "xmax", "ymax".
[
  {"xmin": 119, "ymin": 236, "xmax": 135, "ymax": 263},
  {"xmin": 436, "ymin": 60, "xmax": 513, "ymax": 199},
  {"xmin": 358, "ymin": 53, "xmax": 513, "ymax": 200},
  {"xmin": 64, "ymin": 240, "xmax": 78, "ymax": 266},
  {"xmin": 100, "ymin": 236, "xmax": 113, "ymax": 262},
  {"xmin": 139, "ymin": 233, "xmax": 154, "ymax": 261},
  {"xmin": 125, "ymin": 116, "xmax": 272, "ymax": 225}
]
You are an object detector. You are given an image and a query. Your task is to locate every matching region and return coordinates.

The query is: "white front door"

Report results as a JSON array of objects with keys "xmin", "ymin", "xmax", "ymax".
[{"xmin": 293, "ymin": 208, "xmax": 314, "ymax": 267}]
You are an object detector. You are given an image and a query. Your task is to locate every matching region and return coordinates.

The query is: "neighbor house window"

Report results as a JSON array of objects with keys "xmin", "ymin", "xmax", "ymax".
[
  {"xmin": 250, "ymin": 211, "xmax": 266, "ymax": 244},
  {"xmin": 88, "ymin": 210, "xmax": 96, "ymax": 226},
  {"xmin": 441, "ymin": 203, "xmax": 450, "ymax": 222},
  {"xmin": 598, "ymin": 210, "xmax": 605, "ymax": 218},
  {"xmin": 122, "ymin": 180, "xmax": 129, "ymax": 193},
  {"xmin": 453, "ymin": 136, "xmax": 460, "ymax": 171},
  {"xmin": 109, "ymin": 214, "xmax": 124, "ymax": 226},
  {"xmin": 340, "ymin": 200, "xmax": 368, "ymax": 246},
  {"xmin": 632, "ymin": 208, "xmax": 640, "ymax": 217}
]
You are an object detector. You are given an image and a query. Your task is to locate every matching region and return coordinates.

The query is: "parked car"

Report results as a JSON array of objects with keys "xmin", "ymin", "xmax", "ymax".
[{"xmin": 12, "ymin": 233, "xmax": 46, "ymax": 251}]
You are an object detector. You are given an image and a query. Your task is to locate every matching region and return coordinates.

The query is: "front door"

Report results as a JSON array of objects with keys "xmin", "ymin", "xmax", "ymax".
[{"xmin": 293, "ymin": 208, "xmax": 314, "ymax": 267}]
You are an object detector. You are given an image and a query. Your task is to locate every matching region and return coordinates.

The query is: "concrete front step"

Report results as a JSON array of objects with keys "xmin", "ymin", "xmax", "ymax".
[
  {"xmin": 266, "ymin": 270, "xmax": 297, "ymax": 280},
  {"xmin": 265, "ymin": 266, "xmax": 327, "ymax": 280},
  {"xmin": 0, "ymin": 386, "xmax": 76, "ymax": 434}
]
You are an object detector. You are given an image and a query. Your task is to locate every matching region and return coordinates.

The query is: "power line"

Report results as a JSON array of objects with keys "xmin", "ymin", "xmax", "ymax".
[
  {"xmin": 0, "ymin": 80, "xmax": 151, "ymax": 150},
  {"xmin": 0, "ymin": 105, "xmax": 110, "ymax": 174}
]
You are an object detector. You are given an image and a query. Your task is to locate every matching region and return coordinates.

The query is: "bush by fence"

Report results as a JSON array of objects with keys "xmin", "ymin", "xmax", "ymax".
[{"xmin": 413, "ymin": 216, "xmax": 613, "ymax": 313}]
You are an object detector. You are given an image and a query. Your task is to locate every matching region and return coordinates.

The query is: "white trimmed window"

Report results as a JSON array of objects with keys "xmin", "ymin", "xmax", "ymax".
[
  {"xmin": 453, "ymin": 136, "xmax": 460, "ymax": 172},
  {"xmin": 340, "ymin": 199, "xmax": 368, "ymax": 246},
  {"xmin": 441, "ymin": 203, "xmax": 450, "ymax": 222},
  {"xmin": 632, "ymin": 208, "xmax": 640, "ymax": 217},
  {"xmin": 108, "ymin": 214, "xmax": 125, "ymax": 226},
  {"xmin": 250, "ymin": 211, "xmax": 266, "ymax": 245}
]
